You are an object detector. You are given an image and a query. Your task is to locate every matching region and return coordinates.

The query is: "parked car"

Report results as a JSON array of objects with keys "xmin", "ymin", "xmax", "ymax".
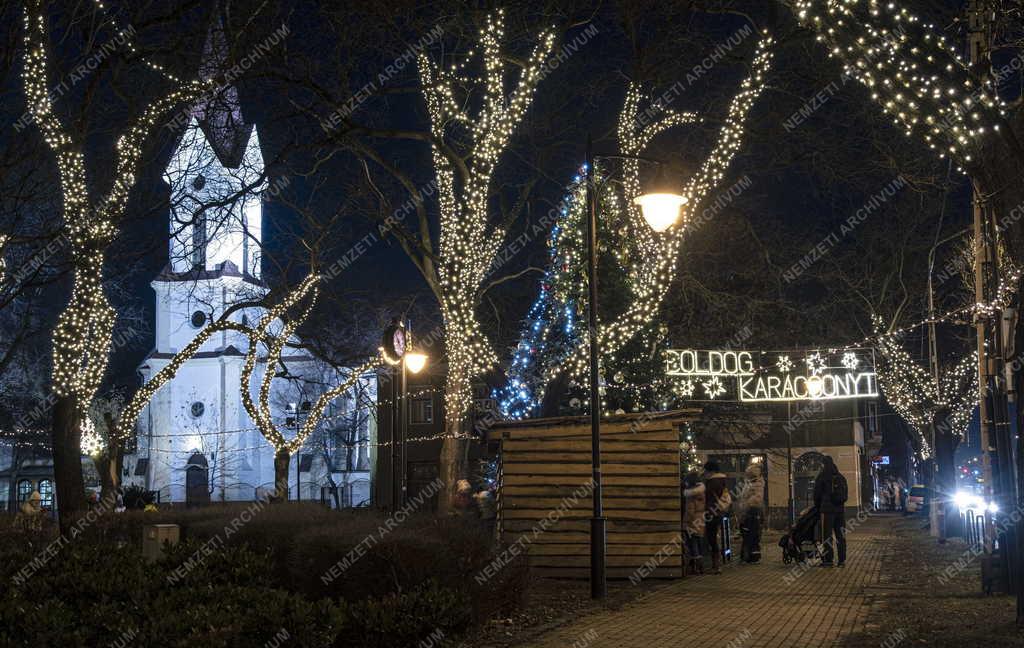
[{"xmin": 906, "ymin": 484, "xmax": 927, "ymax": 513}]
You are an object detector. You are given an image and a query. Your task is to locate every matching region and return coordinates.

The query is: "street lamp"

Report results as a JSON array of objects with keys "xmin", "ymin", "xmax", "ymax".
[
  {"xmin": 404, "ymin": 352, "xmax": 428, "ymax": 375},
  {"xmin": 584, "ymin": 136, "xmax": 685, "ymax": 600},
  {"xmin": 634, "ymin": 166, "xmax": 689, "ymax": 232}
]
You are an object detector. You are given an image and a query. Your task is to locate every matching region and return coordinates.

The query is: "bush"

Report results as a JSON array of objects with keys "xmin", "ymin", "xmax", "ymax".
[
  {"xmin": 121, "ymin": 485, "xmax": 155, "ymax": 510},
  {"xmin": 339, "ymin": 581, "xmax": 472, "ymax": 647},
  {"xmin": 0, "ymin": 505, "xmax": 530, "ymax": 646}
]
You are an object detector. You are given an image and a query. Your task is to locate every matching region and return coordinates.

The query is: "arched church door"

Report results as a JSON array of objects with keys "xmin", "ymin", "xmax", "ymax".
[
  {"xmin": 793, "ymin": 451, "xmax": 826, "ymax": 513},
  {"xmin": 185, "ymin": 452, "xmax": 210, "ymax": 507}
]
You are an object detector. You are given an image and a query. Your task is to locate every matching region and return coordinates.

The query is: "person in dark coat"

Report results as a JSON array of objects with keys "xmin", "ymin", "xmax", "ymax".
[
  {"xmin": 682, "ymin": 472, "xmax": 706, "ymax": 575},
  {"xmin": 703, "ymin": 460, "xmax": 731, "ymax": 574},
  {"xmin": 813, "ymin": 455, "xmax": 848, "ymax": 567}
]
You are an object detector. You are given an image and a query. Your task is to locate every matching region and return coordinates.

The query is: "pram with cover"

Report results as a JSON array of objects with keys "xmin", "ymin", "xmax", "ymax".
[{"xmin": 779, "ymin": 506, "xmax": 821, "ymax": 564}]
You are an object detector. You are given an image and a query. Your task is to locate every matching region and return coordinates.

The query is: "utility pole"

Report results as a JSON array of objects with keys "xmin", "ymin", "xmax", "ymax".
[
  {"xmin": 927, "ymin": 236, "xmax": 944, "ymax": 542},
  {"xmin": 968, "ymin": 0, "xmax": 1015, "ymax": 593}
]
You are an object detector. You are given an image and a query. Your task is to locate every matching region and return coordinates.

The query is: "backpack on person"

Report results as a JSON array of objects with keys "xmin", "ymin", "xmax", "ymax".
[{"xmin": 830, "ymin": 473, "xmax": 848, "ymax": 507}]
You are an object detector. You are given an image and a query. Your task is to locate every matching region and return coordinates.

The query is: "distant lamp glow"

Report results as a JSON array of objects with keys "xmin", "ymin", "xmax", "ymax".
[
  {"xmin": 634, "ymin": 165, "xmax": 686, "ymax": 232},
  {"xmin": 404, "ymin": 352, "xmax": 428, "ymax": 374},
  {"xmin": 988, "ymin": 501, "xmax": 999, "ymax": 514}
]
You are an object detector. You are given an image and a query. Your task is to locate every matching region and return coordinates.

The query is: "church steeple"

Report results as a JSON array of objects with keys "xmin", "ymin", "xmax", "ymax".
[
  {"xmin": 162, "ymin": 6, "xmax": 265, "ymax": 280},
  {"xmin": 191, "ymin": 11, "xmax": 255, "ymax": 169}
]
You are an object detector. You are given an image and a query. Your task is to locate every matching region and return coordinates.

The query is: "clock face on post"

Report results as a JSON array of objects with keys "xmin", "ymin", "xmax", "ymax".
[
  {"xmin": 393, "ymin": 327, "xmax": 406, "ymax": 358},
  {"xmin": 382, "ymin": 322, "xmax": 406, "ymax": 364}
]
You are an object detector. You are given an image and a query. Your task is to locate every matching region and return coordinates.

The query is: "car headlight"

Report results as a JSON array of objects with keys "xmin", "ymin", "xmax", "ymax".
[{"xmin": 953, "ymin": 491, "xmax": 970, "ymax": 510}]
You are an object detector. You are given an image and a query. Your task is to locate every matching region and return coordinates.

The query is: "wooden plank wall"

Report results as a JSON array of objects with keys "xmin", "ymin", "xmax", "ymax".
[{"xmin": 498, "ymin": 414, "xmax": 693, "ymax": 579}]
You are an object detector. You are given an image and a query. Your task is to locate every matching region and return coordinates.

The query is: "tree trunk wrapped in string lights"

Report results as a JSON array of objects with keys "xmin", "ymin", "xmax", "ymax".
[
  {"xmin": 498, "ymin": 33, "xmax": 773, "ymax": 417},
  {"xmin": 416, "ymin": 10, "xmax": 556, "ymax": 508},
  {"xmin": 112, "ymin": 271, "xmax": 379, "ymax": 501},
  {"xmin": 22, "ymin": 0, "xmax": 208, "ymax": 529},
  {"xmin": 873, "ymin": 318, "xmax": 979, "ymax": 459},
  {"xmin": 237, "ymin": 273, "xmax": 379, "ymax": 500}
]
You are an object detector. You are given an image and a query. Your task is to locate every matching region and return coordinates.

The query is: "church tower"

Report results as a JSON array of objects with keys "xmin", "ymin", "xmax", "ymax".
[
  {"xmin": 128, "ymin": 12, "xmax": 376, "ymax": 506},
  {"xmin": 134, "ymin": 13, "xmax": 271, "ymax": 504},
  {"xmin": 164, "ymin": 15, "xmax": 265, "ymax": 280}
]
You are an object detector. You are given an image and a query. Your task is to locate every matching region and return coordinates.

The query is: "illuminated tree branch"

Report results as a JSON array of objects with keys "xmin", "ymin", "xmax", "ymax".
[
  {"xmin": 417, "ymin": 10, "xmax": 556, "ymax": 424},
  {"xmin": 22, "ymin": 0, "xmax": 208, "ymax": 415}
]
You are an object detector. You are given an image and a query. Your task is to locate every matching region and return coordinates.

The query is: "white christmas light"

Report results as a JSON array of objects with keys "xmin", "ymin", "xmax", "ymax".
[
  {"xmin": 417, "ymin": 11, "xmax": 557, "ymax": 424},
  {"xmin": 22, "ymin": 0, "xmax": 209, "ymax": 430}
]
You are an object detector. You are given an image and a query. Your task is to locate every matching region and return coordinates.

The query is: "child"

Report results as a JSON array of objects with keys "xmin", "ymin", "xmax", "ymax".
[{"xmin": 682, "ymin": 472, "xmax": 706, "ymax": 575}]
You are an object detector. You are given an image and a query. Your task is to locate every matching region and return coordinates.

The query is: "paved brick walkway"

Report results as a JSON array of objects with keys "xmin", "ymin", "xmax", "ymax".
[{"xmin": 525, "ymin": 514, "xmax": 895, "ymax": 648}]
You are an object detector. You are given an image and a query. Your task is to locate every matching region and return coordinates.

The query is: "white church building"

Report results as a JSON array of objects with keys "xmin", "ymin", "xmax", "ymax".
[{"xmin": 124, "ymin": 17, "xmax": 375, "ymax": 507}]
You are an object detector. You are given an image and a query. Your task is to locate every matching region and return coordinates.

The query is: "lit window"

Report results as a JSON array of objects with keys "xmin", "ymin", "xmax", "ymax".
[
  {"xmin": 38, "ymin": 480, "xmax": 53, "ymax": 509},
  {"xmin": 17, "ymin": 479, "xmax": 33, "ymax": 502}
]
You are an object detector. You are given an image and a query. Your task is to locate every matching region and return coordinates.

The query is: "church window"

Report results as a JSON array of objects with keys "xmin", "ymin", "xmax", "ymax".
[
  {"xmin": 190, "ymin": 311, "xmax": 207, "ymax": 328},
  {"xmin": 16, "ymin": 479, "xmax": 33, "ymax": 502},
  {"xmin": 190, "ymin": 401, "xmax": 206, "ymax": 419},
  {"xmin": 38, "ymin": 480, "xmax": 53, "ymax": 509},
  {"xmin": 192, "ymin": 215, "xmax": 207, "ymax": 268}
]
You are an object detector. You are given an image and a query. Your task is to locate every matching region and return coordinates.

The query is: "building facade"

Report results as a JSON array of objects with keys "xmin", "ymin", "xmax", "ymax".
[{"xmin": 123, "ymin": 16, "xmax": 374, "ymax": 506}]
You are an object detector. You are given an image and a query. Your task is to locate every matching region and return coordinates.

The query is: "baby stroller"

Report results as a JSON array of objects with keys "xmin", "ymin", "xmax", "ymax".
[{"xmin": 779, "ymin": 506, "xmax": 821, "ymax": 564}]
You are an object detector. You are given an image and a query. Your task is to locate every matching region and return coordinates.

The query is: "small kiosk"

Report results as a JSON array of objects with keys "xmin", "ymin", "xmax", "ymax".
[{"xmin": 494, "ymin": 410, "xmax": 698, "ymax": 579}]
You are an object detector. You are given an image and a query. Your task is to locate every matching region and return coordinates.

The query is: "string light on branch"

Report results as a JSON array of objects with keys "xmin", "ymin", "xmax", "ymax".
[
  {"xmin": 22, "ymin": 0, "xmax": 209, "ymax": 422},
  {"xmin": 790, "ymin": 0, "xmax": 1005, "ymax": 167},
  {"xmin": 417, "ymin": 10, "xmax": 557, "ymax": 422},
  {"xmin": 872, "ymin": 315, "xmax": 978, "ymax": 458},
  {"xmin": 80, "ymin": 416, "xmax": 103, "ymax": 456},
  {"xmin": 237, "ymin": 273, "xmax": 381, "ymax": 456},
  {"xmin": 496, "ymin": 33, "xmax": 773, "ymax": 416}
]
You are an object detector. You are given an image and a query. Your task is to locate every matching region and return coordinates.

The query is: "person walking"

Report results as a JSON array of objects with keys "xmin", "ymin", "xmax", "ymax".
[
  {"xmin": 813, "ymin": 455, "xmax": 848, "ymax": 567},
  {"xmin": 737, "ymin": 461, "xmax": 765, "ymax": 563},
  {"xmin": 703, "ymin": 460, "xmax": 731, "ymax": 574},
  {"xmin": 682, "ymin": 472, "xmax": 706, "ymax": 575}
]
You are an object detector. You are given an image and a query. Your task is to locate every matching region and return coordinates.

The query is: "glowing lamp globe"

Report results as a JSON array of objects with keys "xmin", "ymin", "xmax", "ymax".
[
  {"xmin": 404, "ymin": 352, "xmax": 428, "ymax": 374},
  {"xmin": 634, "ymin": 192, "xmax": 688, "ymax": 232}
]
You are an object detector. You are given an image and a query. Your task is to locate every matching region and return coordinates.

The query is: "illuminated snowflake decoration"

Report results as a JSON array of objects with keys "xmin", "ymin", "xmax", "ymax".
[
  {"xmin": 841, "ymin": 352, "xmax": 859, "ymax": 371},
  {"xmin": 675, "ymin": 379, "xmax": 696, "ymax": 398},
  {"xmin": 805, "ymin": 352, "xmax": 827, "ymax": 376},
  {"xmin": 777, "ymin": 355, "xmax": 794, "ymax": 373},
  {"xmin": 703, "ymin": 376, "xmax": 726, "ymax": 399},
  {"xmin": 80, "ymin": 417, "xmax": 103, "ymax": 456}
]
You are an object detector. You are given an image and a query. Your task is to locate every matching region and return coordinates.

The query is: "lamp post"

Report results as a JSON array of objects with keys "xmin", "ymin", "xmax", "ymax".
[
  {"xmin": 286, "ymin": 401, "xmax": 310, "ymax": 502},
  {"xmin": 381, "ymin": 319, "xmax": 428, "ymax": 511},
  {"xmin": 401, "ymin": 344, "xmax": 427, "ymax": 508},
  {"xmin": 584, "ymin": 136, "xmax": 686, "ymax": 599}
]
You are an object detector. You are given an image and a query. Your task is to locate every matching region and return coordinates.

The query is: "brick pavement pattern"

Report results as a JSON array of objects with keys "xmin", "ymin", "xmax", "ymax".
[{"xmin": 525, "ymin": 513, "xmax": 894, "ymax": 648}]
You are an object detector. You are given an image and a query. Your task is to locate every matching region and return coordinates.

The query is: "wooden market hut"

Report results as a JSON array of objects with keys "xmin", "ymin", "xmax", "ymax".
[{"xmin": 494, "ymin": 409, "xmax": 700, "ymax": 579}]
